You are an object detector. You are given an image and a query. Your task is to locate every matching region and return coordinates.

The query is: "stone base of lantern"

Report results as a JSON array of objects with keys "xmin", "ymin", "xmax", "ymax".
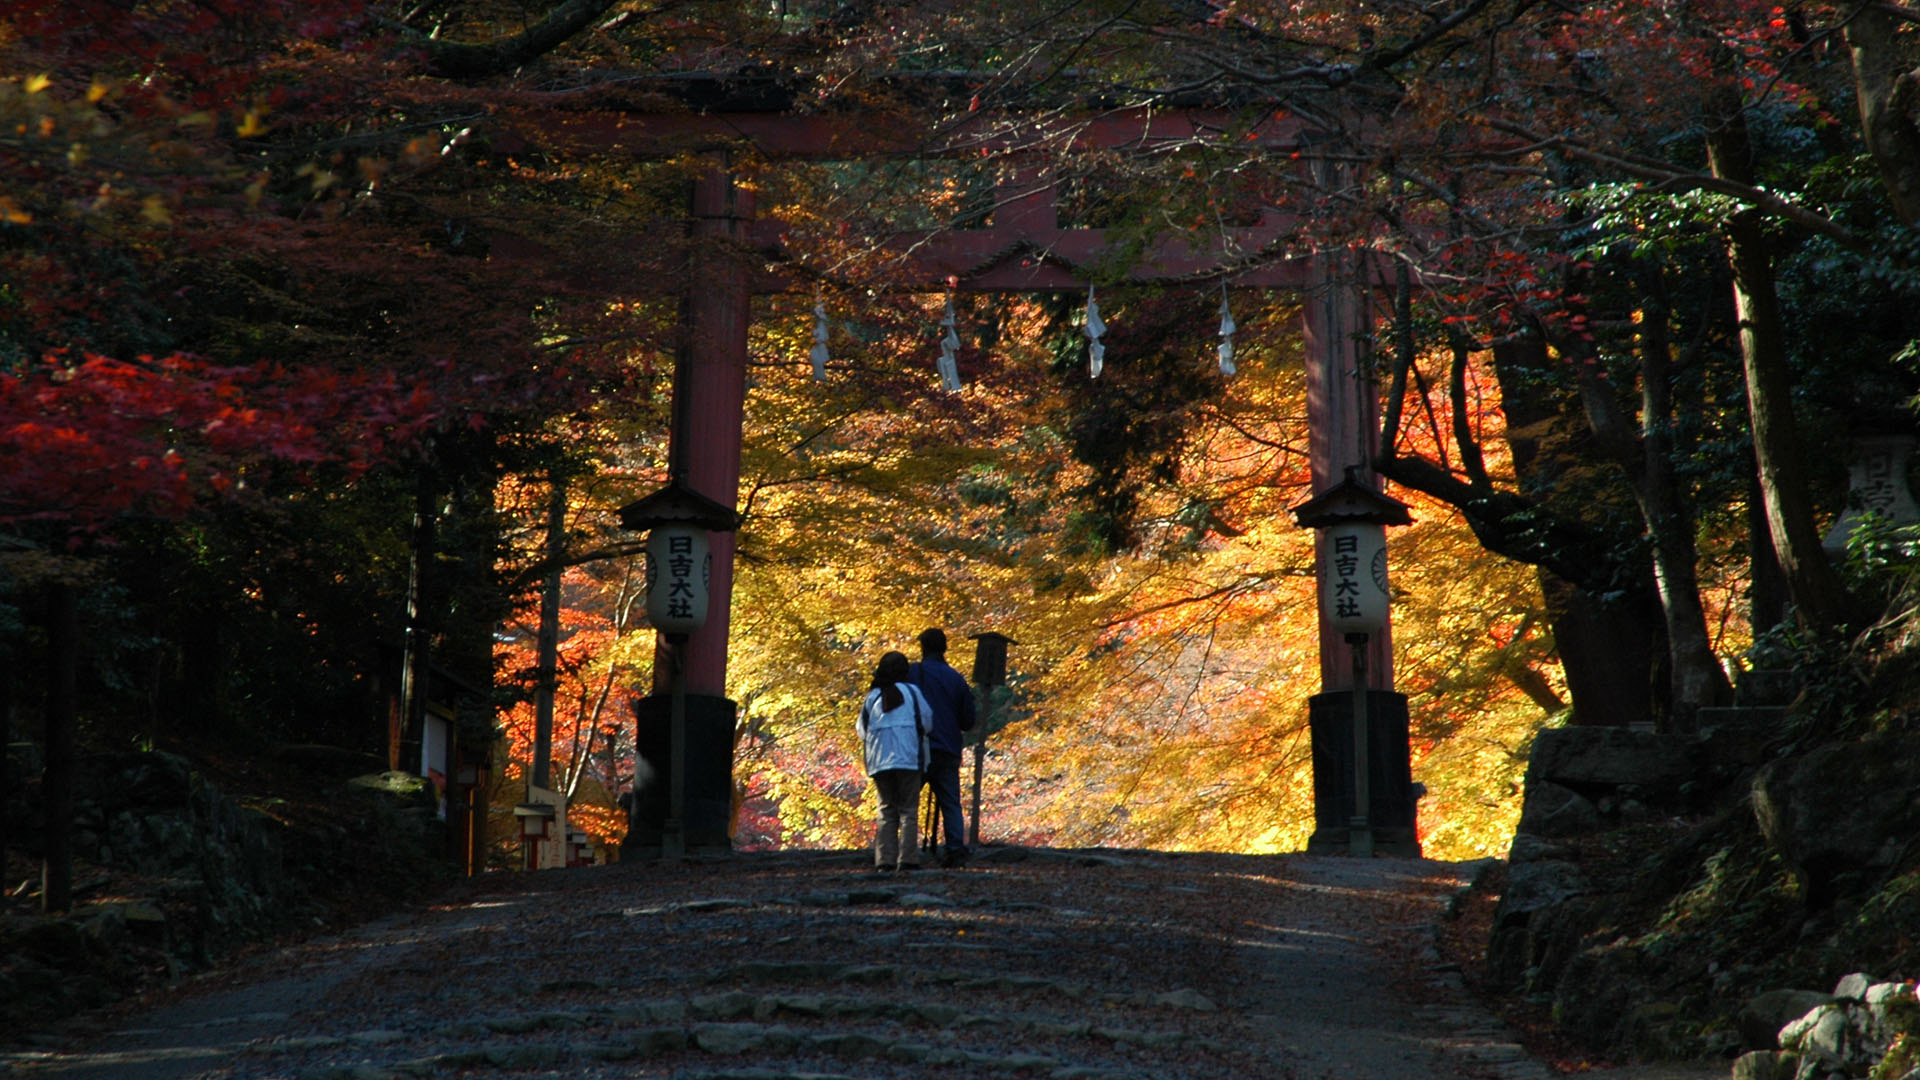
[
  {"xmin": 623, "ymin": 692, "xmax": 737, "ymax": 859},
  {"xmin": 1304, "ymin": 690, "xmax": 1422, "ymax": 858}
]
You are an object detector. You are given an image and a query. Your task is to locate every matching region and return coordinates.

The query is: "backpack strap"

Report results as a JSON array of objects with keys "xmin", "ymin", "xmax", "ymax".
[{"xmin": 910, "ymin": 688, "xmax": 929, "ymax": 771}]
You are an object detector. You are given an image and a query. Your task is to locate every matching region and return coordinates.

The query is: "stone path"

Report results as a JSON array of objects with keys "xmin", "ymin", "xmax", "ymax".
[{"xmin": 0, "ymin": 848, "xmax": 1727, "ymax": 1080}]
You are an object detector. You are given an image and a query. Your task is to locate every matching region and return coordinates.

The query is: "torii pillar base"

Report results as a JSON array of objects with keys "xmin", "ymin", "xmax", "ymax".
[
  {"xmin": 1304, "ymin": 690, "xmax": 1420, "ymax": 857},
  {"xmin": 622, "ymin": 693, "xmax": 737, "ymax": 858}
]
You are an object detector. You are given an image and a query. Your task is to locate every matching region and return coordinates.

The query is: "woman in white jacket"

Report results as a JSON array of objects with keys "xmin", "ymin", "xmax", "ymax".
[{"xmin": 857, "ymin": 651, "xmax": 932, "ymax": 872}]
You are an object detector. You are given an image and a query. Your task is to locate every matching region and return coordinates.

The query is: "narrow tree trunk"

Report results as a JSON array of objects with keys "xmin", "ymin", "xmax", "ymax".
[
  {"xmin": 1632, "ymin": 268, "xmax": 1732, "ymax": 727},
  {"xmin": 442, "ymin": 442, "xmax": 504, "ymax": 863},
  {"xmin": 400, "ymin": 462, "xmax": 438, "ymax": 776},
  {"xmin": 1705, "ymin": 110, "xmax": 1855, "ymax": 632},
  {"xmin": 1546, "ymin": 264, "xmax": 1734, "ymax": 726},
  {"xmin": 0, "ymin": 655, "xmax": 11, "ymax": 877},
  {"xmin": 532, "ymin": 477, "xmax": 564, "ymax": 793},
  {"xmin": 42, "ymin": 582, "xmax": 77, "ymax": 915},
  {"xmin": 1748, "ymin": 469, "xmax": 1789, "ymax": 635}
]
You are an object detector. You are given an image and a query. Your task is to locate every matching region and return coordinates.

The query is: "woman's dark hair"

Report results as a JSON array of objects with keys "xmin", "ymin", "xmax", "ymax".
[{"xmin": 872, "ymin": 651, "xmax": 910, "ymax": 710}]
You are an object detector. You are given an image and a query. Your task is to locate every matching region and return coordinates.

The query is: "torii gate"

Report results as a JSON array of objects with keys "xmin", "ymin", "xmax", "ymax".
[{"xmin": 529, "ymin": 84, "xmax": 1418, "ymax": 856}]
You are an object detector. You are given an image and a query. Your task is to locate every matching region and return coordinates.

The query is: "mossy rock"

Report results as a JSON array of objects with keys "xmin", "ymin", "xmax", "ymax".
[
  {"xmin": 1752, "ymin": 733, "xmax": 1920, "ymax": 908},
  {"xmin": 346, "ymin": 770, "xmax": 436, "ymax": 806}
]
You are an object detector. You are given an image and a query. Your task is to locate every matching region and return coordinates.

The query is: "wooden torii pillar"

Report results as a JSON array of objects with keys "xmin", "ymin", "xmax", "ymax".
[
  {"xmin": 1302, "ymin": 246, "xmax": 1420, "ymax": 856},
  {"xmin": 622, "ymin": 165, "xmax": 755, "ymax": 856},
  {"xmin": 569, "ymin": 98, "xmax": 1415, "ymax": 854},
  {"xmin": 671, "ymin": 166, "xmax": 753, "ymax": 700}
]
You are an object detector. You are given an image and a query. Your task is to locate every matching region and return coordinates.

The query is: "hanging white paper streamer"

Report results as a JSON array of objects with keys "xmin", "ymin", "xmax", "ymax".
[
  {"xmin": 937, "ymin": 295, "xmax": 963, "ymax": 393},
  {"xmin": 809, "ymin": 295, "xmax": 830, "ymax": 381},
  {"xmin": 1084, "ymin": 284, "xmax": 1106, "ymax": 378},
  {"xmin": 1216, "ymin": 289, "xmax": 1237, "ymax": 376}
]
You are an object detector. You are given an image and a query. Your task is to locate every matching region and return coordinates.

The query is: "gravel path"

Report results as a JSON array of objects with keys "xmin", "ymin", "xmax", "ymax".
[{"xmin": 0, "ymin": 848, "xmax": 1727, "ymax": 1080}]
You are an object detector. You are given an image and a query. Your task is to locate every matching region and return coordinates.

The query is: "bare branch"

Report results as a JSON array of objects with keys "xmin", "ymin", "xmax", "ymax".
[{"xmin": 389, "ymin": 0, "xmax": 621, "ymax": 79}]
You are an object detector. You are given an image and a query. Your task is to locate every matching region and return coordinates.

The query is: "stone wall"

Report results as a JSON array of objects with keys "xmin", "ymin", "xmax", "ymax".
[
  {"xmin": 1485, "ymin": 716, "xmax": 1920, "ymax": 1076},
  {"xmin": 1, "ymin": 748, "xmax": 450, "ymax": 1037},
  {"xmin": 1487, "ymin": 725, "xmax": 1709, "ymax": 1008}
]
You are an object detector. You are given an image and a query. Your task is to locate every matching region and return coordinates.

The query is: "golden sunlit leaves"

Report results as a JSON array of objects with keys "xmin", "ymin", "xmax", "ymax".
[
  {"xmin": 710, "ymin": 286, "xmax": 1552, "ymax": 860},
  {"xmin": 0, "ymin": 67, "xmax": 252, "ymax": 233}
]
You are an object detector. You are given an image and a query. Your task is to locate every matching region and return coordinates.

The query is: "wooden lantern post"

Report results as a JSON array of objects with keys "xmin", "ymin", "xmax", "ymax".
[
  {"xmin": 619, "ymin": 478, "xmax": 740, "ymax": 861},
  {"xmin": 965, "ymin": 631, "xmax": 1017, "ymax": 846},
  {"xmin": 1292, "ymin": 473, "xmax": 1414, "ymax": 857}
]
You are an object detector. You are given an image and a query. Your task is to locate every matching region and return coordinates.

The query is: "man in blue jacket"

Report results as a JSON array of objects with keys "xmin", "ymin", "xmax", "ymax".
[{"xmin": 909, "ymin": 627, "xmax": 977, "ymax": 867}]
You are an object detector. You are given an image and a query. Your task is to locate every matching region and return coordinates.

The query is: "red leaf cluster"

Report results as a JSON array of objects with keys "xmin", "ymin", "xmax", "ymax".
[{"xmin": 0, "ymin": 352, "xmax": 436, "ymax": 536}]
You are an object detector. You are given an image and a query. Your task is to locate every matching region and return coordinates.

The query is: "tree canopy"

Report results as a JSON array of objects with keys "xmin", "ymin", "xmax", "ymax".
[{"xmin": 4, "ymin": 1, "xmax": 1918, "ymax": 876}]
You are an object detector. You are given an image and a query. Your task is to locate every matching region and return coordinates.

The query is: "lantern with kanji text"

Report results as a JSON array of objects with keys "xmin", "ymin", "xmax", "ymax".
[
  {"xmin": 645, "ymin": 525, "xmax": 711, "ymax": 638},
  {"xmin": 617, "ymin": 478, "xmax": 742, "ymax": 860}
]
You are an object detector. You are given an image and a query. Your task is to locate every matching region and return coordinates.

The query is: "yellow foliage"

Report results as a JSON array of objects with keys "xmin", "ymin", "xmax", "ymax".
[{"xmin": 721, "ymin": 290, "xmax": 1558, "ymax": 859}]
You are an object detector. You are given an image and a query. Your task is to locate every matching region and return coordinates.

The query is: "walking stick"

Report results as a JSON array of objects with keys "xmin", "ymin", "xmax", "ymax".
[{"xmin": 921, "ymin": 775, "xmax": 938, "ymax": 860}]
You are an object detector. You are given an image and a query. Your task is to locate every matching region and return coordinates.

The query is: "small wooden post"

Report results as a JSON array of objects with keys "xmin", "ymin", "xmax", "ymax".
[{"xmin": 965, "ymin": 632, "xmax": 1016, "ymax": 847}]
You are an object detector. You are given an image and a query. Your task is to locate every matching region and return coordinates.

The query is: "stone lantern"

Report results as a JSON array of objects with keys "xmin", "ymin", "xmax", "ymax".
[
  {"xmin": 1821, "ymin": 434, "xmax": 1920, "ymax": 559},
  {"xmin": 1291, "ymin": 473, "xmax": 1418, "ymax": 857}
]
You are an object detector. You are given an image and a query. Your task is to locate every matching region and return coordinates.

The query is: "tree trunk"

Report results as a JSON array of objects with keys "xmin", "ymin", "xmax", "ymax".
[
  {"xmin": 1489, "ymin": 338, "xmax": 1668, "ymax": 727},
  {"xmin": 532, "ymin": 477, "xmax": 564, "ymax": 793},
  {"xmin": 42, "ymin": 582, "xmax": 77, "ymax": 915},
  {"xmin": 1847, "ymin": 9, "xmax": 1920, "ymax": 227},
  {"xmin": 440, "ymin": 439, "xmax": 504, "ymax": 863},
  {"xmin": 1629, "ymin": 268, "xmax": 1732, "ymax": 727},
  {"xmin": 1540, "ymin": 258, "xmax": 1733, "ymax": 727},
  {"xmin": 1705, "ymin": 109, "xmax": 1855, "ymax": 632},
  {"xmin": 1747, "ymin": 469, "xmax": 1789, "ymax": 636},
  {"xmin": 1376, "ymin": 324, "xmax": 1671, "ymax": 726},
  {"xmin": 400, "ymin": 462, "xmax": 438, "ymax": 777},
  {"xmin": 1539, "ymin": 573, "xmax": 1664, "ymax": 728}
]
